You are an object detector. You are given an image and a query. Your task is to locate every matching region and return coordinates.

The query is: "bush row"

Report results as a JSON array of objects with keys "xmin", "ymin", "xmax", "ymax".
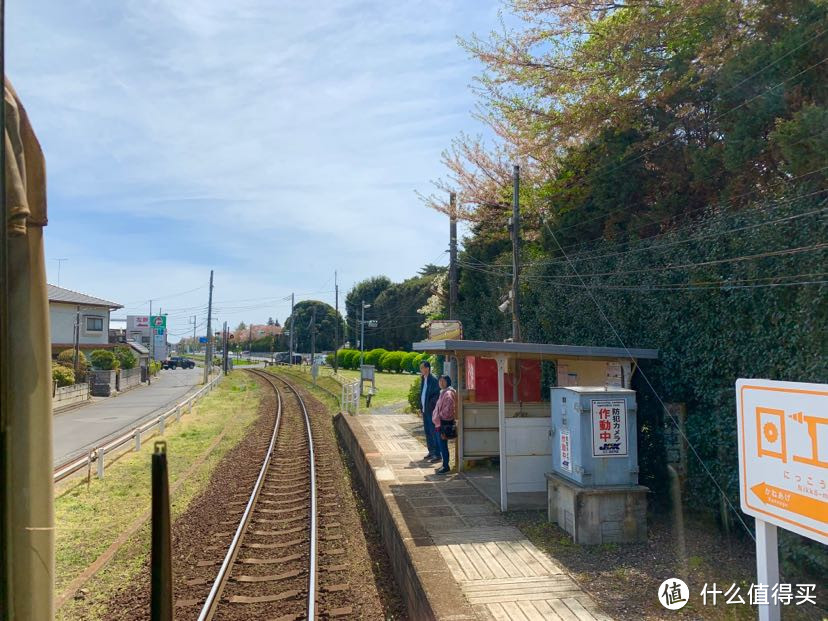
[{"xmin": 328, "ymin": 349, "xmax": 437, "ymax": 374}]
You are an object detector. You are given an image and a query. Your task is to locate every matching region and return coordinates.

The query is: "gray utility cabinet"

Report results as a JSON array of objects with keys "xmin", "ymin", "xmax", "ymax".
[
  {"xmin": 547, "ymin": 386, "xmax": 648, "ymax": 544},
  {"xmin": 550, "ymin": 386, "xmax": 639, "ymax": 486}
]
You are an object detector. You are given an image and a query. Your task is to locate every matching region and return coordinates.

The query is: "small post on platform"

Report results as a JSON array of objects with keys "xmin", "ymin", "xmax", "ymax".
[
  {"xmin": 755, "ymin": 518, "xmax": 781, "ymax": 621},
  {"xmin": 96, "ymin": 447, "xmax": 105, "ymax": 479},
  {"xmin": 159, "ymin": 416, "xmax": 165, "ymax": 435},
  {"xmin": 496, "ymin": 355, "xmax": 507, "ymax": 512},
  {"xmin": 134, "ymin": 429, "xmax": 141, "ymax": 452},
  {"xmin": 151, "ymin": 441, "xmax": 173, "ymax": 621}
]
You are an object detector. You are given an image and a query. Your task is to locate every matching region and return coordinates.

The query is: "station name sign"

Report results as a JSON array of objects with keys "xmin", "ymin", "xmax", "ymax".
[{"xmin": 736, "ymin": 379, "xmax": 827, "ymax": 544}]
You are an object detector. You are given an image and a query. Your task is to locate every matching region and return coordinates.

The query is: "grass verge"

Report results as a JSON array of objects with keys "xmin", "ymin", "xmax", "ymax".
[
  {"xmin": 282, "ymin": 366, "xmax": 415, "ymax": 411},
  {"xmin": 54, "ymin": 372, "xmax": 261, "ymax": 620}
]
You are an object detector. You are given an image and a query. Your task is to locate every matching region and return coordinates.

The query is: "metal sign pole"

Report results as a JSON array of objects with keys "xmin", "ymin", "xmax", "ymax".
[{"xmin": 755, "ymin": 518, "xmax": 780, "ymax": 621}]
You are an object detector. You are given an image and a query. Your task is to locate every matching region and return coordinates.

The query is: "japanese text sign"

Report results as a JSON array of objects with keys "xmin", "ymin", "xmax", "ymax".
[
  {"xmin": 736, "ymin": 379, "xmax": 827, "ymax": 544},
  {"xmin": 591, "ymin": 399, "xmax": 628, "ymax": 457},
  {"xmin": 560, "ymin": 428, "xmax": 572, "ymax": 472}
]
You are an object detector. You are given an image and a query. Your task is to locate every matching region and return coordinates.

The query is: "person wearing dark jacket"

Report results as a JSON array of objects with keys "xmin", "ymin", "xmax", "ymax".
[{"xmin": 418, "ymin": 360, "xmax": 441, "ymax": 462}]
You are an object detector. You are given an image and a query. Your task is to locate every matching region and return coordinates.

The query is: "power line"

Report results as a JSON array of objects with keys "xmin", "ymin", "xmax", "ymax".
[{"xmin": 541, "ymin": 217, "xmax": 760, "ymax": 542}]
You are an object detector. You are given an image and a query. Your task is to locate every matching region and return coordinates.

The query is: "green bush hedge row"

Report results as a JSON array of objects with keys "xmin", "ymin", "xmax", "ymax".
[{"xmin": 331, "ymin": 349, "xmax": 436, "ymax": 373}]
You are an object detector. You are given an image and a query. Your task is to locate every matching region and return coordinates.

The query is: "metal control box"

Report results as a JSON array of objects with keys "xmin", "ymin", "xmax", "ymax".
[{"xmin": 551, "ymin": 386, "xmax": 639, "ymax": 486}]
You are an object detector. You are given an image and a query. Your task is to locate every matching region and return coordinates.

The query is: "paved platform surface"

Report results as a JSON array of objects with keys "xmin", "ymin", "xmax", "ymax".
[
  {"xmin": 353, "ymin": 411, "xmax": 612, "ymax": 621},
  {"xmin": 53, "ymin": 367, "xmax": 204, "ymax": 465}
]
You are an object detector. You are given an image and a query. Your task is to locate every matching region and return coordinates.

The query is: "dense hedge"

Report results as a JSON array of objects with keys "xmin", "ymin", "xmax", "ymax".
[
  {"xmin": 90, "ymin": 349, "xmax": 119, "ymax": 371},
  {"xmin": 52, "ymin": 363, "xmax": 75, "ymax": 387},
  {"xmin": 458, "ymin": 194, "xmax": 827, "ymax": 575},
  {"xmin": 113, "ymin": 346, "xmax": 137, "ymax": 370},
  {"xmin": 57, "ymin": 349, "xmax": 89, "ymax": 381}
]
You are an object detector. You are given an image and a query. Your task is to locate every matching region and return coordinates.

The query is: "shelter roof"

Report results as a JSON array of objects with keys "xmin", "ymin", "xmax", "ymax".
[
  {"xmin": 412, "ymin": 339, "xmax": 658, "ymax": 361},
  {"xmin": 47, "ymin": 284, "xmax": 122, "ymax": 309}
]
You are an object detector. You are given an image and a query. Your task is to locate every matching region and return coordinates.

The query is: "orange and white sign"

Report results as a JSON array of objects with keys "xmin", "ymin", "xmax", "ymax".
[{"xmin": 736, "ymin": 379, "xmax": 827, "ymax": 544}]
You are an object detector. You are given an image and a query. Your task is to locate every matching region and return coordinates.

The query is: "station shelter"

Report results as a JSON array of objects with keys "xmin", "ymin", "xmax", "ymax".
[{"xmin": 412, "ymin": 339, "xmax": 659, "ymax": 511}]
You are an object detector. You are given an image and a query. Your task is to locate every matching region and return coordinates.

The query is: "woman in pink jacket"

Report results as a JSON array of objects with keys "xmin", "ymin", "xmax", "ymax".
[{"xmin": 432, "ymin": 375, "xmax": 457, "ymax": 474}]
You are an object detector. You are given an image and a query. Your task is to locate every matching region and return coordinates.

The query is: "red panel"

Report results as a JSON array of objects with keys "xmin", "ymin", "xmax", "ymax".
[
  {"xmin": 472, "ymin": 357, "xmax": 542, "ymax": 403},
  {"xmin": 474, "ymin": 357, "xmax": 499, "ymax": 402}
]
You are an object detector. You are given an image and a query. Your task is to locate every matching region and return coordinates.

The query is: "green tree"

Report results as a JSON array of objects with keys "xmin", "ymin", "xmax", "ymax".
[
  {"xmin": 90, "ymin": 349, "xmax": 119, "ymax": 371},
  {"xmin": 113, "ymin": 346, "xmax": 137, "ymax": 370},
  {"xmin": 57, "ymin": 349, "xmax": 89, "ymax": 381},
  {"xmin": 282, "ymin": 300, "xmax": 345, "ymax": 353},
  {"xmin": 345, "ymin": 276, "xmax": 392, "ymax": 349}
]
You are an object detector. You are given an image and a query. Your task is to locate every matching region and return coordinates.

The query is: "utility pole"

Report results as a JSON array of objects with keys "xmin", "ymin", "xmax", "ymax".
[
  {"xmin": 288, "ymin": 293, "xmax": 295, "ymax": 365},
  {"xmin": 73, "ymin": 305, "xmax": 80, "ymax": 378},
  {"xmin": 309, "ymin": 306, "xmax": 317, "ymax": 368},
  {"xmin": 333, "ymin": 271, "xmax": 339, "ymax": 373},
  {"xmin": 359, "ymin": 300, "xmax": 367, "ymax": 367},
  {"xmin": 190, "ymin": 315, "xmax": 197, "ymax": 353},
  {"xmin": 148, "ymin": 299, "xmax": 153, "ymax": 385},
  {"xmin": 248, "ymin": 324, "xmax": 252, "ymax": 356},
  {"xmin": 204, "ymin": 270, "xmax": 214, "ymax": 384},
  {"xmin": 449, "ymin": 192, "xmax": 458, "ymax": 320},
  {"xmin": 510, "ymin": 164, "xmax": 521, "ymax": 343},
  {"xmin": 222, "ymin": 321, "xmax": 228, "ymax": 374}
]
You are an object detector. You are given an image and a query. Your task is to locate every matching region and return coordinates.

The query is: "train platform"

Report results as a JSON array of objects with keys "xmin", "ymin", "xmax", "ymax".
[{"xmin": 335, "ymin": 409, "xmax": 613, "ymax": 621}]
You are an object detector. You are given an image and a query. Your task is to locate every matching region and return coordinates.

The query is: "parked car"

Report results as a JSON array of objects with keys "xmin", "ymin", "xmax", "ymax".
[
  {"xmin": 170, "ymin": 356, "xmax": 196, "ymax": 369},
  {"xmin": 161, "ymin": 358, "xmax": 177, "ymax": 370}
]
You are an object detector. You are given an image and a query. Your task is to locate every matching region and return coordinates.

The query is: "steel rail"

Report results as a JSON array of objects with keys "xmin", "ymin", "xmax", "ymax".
[
  {"xmin": 267, "ymin": 371, "xmax": 319, "ymax": 620},
  {"xmin": 53, "ymin": 372, "xmax": 222, "ymax": 483},
  {"xmin": 196, "ymin": 369, "xmax": 284, "ymax": 621}
]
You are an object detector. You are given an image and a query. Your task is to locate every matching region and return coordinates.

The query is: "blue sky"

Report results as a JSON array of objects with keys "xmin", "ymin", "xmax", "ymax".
[{"xmin": 9, "ymin": 0, "xmax": 499, "ymax": 340}]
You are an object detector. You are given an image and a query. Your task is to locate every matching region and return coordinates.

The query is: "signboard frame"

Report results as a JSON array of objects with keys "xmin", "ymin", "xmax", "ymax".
[
  {"xmin": 590, "ymin": 399, "xmax": 628, "ymax": 458},
  {"xmin": 735, "ymin": 379, "xmax": 827, "ymax": 544}
]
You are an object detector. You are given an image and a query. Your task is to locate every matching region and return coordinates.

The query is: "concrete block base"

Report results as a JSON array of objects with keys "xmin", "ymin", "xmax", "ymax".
[{"xmin": 546, "ymin": 471, "xmax": 648, "ymax": 545}]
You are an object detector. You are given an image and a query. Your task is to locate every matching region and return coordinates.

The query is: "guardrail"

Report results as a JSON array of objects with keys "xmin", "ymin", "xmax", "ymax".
[{"xmin": 53, "ymin": 371, "xmax": 224, "ymax": 483}]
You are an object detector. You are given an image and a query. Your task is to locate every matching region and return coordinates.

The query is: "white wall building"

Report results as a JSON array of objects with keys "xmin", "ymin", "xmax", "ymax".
[
  {"xmin": 48, "ymin": 284, "xmax": 122, "ymax": 350},
  {"xmin": 126, "ymin": 315, "xmax": 169, "ymax": 361}
]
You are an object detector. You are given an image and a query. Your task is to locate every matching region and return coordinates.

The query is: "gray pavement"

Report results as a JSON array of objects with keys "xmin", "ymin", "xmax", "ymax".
[{"xmin": 52, "ymin": 367, "xmax": 204, "ymax": 466}]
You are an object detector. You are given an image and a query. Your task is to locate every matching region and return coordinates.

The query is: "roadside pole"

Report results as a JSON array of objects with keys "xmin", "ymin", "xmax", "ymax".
[
  {"xmin": 73, "ymin": 305, "xmax": 80, "ymax": 377},
  {"xmin": 289, "ymin": 293, "xmax": 295, "ymax": 365},
  {"xmin": 449, "ymin": 192, "xmax": 457, "ymax": 320},
  {"xmin": 148, "ymin": 299, "xmax": 153, "ymax": 385},
  {"xmin": 334, "ymin": 271, "xmax": 339, "ymax": 373},
  {"xmin": 204, "ymin": 270, "xmax": 214, "ymax": 384}
]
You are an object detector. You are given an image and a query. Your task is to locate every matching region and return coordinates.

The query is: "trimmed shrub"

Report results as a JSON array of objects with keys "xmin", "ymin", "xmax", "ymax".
[
  {"xmin": 326, "ymin": 352, "xmax": 336, "ymax": 366},
  {"xmin": 52, "ymin": 362, "xmax": 75, "ymax": 387},
  {"xmin": 379, "ymin": 351, "xmax": 401, "ymax": 373},
  {"xmin": 149, "ymin": 361, "xmax": 161, "ymax": 375},
  {"xmin": 57, "ymin": 349, "xmax": 90, "ymax": 381},
  {"xmin": 343, "ymin": 350, "xmax": 361, "ymax": 370},
  {"xmin": 402, "ymin": 351, "xmax": 419, "ymax": 373},
  {"xmin": 113, "ymin": 346, "xmax": 137, "ymax": 370},
  {"xmin": 90, "ymin": 349, "xmax": 119, "ymax": 370},
  {"xmin": 364, "ymin": 348, "xmax": 388, "ymax": 370},
  {"xmin": 407, "ymin": 376, "xmax": 423, "ymax": 413}
]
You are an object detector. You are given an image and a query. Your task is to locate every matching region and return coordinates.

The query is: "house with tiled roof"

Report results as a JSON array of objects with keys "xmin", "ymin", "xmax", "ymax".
[{"xmin": 48, "ymin": 284, "xmax": 123, "ymax": 353}]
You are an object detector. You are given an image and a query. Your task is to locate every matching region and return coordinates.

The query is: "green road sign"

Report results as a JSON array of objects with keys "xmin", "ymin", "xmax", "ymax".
[{"xmin": 151, "ymin": 315, "xmax": 167, "ymax": 330}]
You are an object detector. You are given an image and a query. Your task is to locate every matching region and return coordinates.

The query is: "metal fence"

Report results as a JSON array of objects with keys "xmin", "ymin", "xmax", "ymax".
[{"xmin": 53, "ymin": 371, "xmax": 224, "ymax": 483}]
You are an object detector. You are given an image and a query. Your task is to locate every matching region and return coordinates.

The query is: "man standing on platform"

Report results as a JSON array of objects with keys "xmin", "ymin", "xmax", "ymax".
[{"xmin": 419, "ymin": 360, "xmax": 441, "ymax": 462}]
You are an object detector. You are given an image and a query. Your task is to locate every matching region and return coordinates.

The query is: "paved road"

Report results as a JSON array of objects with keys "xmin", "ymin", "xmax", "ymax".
[{"xmin": 53, "ymin": 367, "xmax": 204, "ymax": 466}]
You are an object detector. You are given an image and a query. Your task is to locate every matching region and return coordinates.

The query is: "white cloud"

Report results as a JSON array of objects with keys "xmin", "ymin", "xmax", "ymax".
[{"xmin": 10, "ymin": 0, "xmax": 496, "ymax": 336}]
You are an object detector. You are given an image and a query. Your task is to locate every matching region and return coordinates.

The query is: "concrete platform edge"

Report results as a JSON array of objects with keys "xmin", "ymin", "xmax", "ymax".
[{"xmin": 334, "ymin": 412, "xmax": 480, "ymax": 621}]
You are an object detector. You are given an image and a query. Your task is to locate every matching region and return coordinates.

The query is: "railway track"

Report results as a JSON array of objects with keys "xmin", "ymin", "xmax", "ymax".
[{"xmin": 184, "ymin": 368, "xmax": 353, "ymax": 620}]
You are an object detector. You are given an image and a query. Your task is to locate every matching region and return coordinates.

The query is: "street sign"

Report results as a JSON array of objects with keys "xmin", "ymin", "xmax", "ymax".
[
  {"xmin": 198, "ymin": 337, "xmax": 208, "ymax": 343},
  {"xmin": 736, "ymin": 379, "xmax": 827, "ymax": 544},
  {"xmin": 151, "ymin": 315, "xmax": 167, "ymax": 330}
]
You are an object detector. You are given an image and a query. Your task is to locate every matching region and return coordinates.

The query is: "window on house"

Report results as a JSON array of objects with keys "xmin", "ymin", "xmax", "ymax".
[{"xmin": 86, "ymin": 316, "xmax": 104, "ymax": 332}]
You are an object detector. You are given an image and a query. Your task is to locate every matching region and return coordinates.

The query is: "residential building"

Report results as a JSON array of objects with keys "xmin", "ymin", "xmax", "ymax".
[{"xmin": 48, "ymin": 284, "xmax": 122, "ymax": 355}]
